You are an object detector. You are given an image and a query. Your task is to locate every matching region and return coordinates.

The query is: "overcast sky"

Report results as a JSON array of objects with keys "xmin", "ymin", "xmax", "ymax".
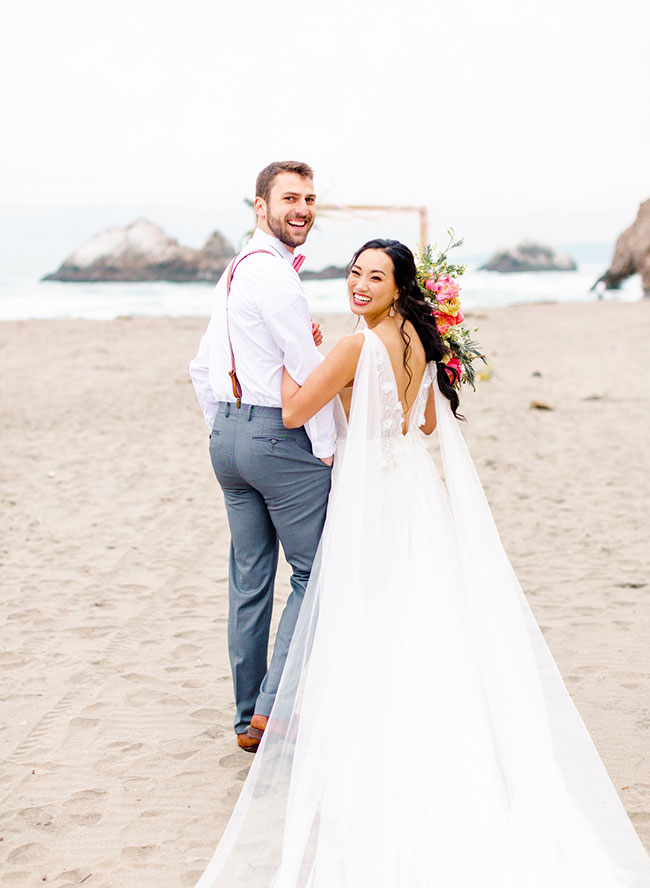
[{"xmin": 2, "ymin": 0, "xmax": 649, "ymax": 268}]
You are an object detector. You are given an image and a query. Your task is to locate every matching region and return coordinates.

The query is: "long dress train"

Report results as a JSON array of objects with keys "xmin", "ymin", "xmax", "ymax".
[{"xmin": 194, "ymin": 328, "xmax": 650, "ymax": 888}]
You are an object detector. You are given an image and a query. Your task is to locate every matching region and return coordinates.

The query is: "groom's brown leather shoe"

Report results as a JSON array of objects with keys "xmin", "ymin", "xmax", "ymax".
[
  {"xmin": 248, "ymin": 714, "xmax": 269, "ymax": 742},
  {"xmin": 237, "ymin": 731, "xmax": 260, "ymax": 754}
]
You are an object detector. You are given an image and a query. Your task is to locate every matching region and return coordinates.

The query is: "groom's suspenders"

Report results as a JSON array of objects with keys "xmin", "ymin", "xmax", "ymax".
[{"xmin": 225, "ymin": 250, "xmax": 274, "ymax": 408}]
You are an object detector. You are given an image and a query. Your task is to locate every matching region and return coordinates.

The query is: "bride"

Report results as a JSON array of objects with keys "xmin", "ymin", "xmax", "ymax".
[{"xmin": 194, "ymin": 239, "xmax": 650, "ymax": 887}]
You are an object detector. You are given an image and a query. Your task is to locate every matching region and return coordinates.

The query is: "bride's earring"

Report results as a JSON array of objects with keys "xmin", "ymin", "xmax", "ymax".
[{"xmin": 389, "ymin": 301, "xmax": 396, "ymax": 318}]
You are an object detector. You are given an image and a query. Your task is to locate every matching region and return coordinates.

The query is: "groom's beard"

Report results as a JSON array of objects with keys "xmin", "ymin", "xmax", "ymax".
[{"xmin": 266, "ymin": 210, "xmax": 314, "ymax": 249}]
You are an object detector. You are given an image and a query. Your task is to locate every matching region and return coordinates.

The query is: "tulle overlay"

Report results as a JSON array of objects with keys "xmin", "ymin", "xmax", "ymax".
[{"xmin": 195, "ymin": 329, "xmax": 650, "ymax": 888}]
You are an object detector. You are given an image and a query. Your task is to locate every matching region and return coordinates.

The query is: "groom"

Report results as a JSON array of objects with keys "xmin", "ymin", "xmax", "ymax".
[{"xmin": 189, "ymin": 160, "xmax": 335, "ymax": 752}]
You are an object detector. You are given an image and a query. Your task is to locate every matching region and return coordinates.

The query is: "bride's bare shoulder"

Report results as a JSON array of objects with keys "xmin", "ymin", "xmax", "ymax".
[
  {"xmin": 329, "ymin": 332, "xmax": 365, "ymax": 358},
  {"xmin": 372, "ymin": 319, "xmax": 425, "ymax": 361},
  {"xmin": 322, "ymin": 333, "xmax": 365, "ymax": 377},
  {"xmin": 342, "ymin": 331, "xmax": 366, "ymax": 345}
]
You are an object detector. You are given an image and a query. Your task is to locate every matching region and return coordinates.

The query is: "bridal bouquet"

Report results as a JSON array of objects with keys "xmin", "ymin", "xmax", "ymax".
[{"xmin": 415, "ymin": 230, "xmax": 485, "ymax": 389}]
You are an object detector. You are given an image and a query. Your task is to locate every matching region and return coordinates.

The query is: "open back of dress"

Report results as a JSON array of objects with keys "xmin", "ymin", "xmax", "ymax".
[{"xmin": 195, "ymin": 329, "xmax": 650, "ymax": 888}]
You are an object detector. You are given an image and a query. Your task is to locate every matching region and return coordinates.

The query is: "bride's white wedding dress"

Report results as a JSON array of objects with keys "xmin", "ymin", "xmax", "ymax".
[{"xmin": 195, "ymin": 328, "xmax": 650, "ymax": 887}]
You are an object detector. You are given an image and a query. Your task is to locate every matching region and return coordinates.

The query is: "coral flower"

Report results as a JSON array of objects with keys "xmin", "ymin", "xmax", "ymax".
[
  {"xmin": 432, "ymin": 308, "xmax": 464, "ymax": 334},
  {"xmin": 432, "ymin": 311, "xmax": 454, "ymax": 335}
]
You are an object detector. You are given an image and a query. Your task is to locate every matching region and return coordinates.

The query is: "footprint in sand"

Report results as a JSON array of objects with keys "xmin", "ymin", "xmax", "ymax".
[
  {"xmin": 98, "ymin": 741, "xmax": 147, "ymax": 766},
  {"xmin": 95, "ymin": 754, "xmax": 143, "ymax": 778},
  {"xmin": 0, "ymin": 652, "xmax": 27, "ymax": 669},
  {"xmin": 218, "ymin": 752, "xmax": 244, "ymax": 768},
  {"xmin": 65, "ymin": 717, "xmax": 100, "ymax": 738},
  {"xmin": 167, "ymin": 749, "xmax": 200, "ymax": 761},
  {"xmin": 189, "ymin": 708, "xmax": 219, "ymax": 722},
  {"xmin": 70, "ymin": 809, "xmax": 103, "ymax": 826},
  {"xmin": 7, "ymin": 842, "xmax": 48, "ymax": 864},
  {"xmin": 159, "ymin": 737, "xmax": 202, "ymax": 754},
  {"xmin": 126, "ymin": 689, "xmax": 155, "ymax": 707},
  {"xmin": 16, "ymin": 805, "xmax": 55, "ymax": 830},
  {"xmin": 225, "ymin": 783, "xmax": 245, "ymax": 806},
  {"xmin": 121, "ymin": 844, "xmax": 160, "ymax": 862},
  {"xmin": 122, "ymin": 672, "xmax": 163, "ymax": 686},
  {"xmin": 200, "ymin": 726, "xmax": 225, "ymax": 740},
  {"xmin": 157, "ymin": 693, "xmax": 190, "ymax": 707},
  {"xmin": 80, "ymin": 701, "xmax": 109, "ymax": 716},
  {"xmin": 62, "ymin": 788, "xmax": 107, "ymax": 814},
  {"xmin": 171, "ymin": 642, "xmax": 201, "ymax": 659},
  {"xmin": 1, "ymin": 869, "xmax": 34, "ymax": 885},
  {"xmin": 173, "ymin": 769, "xmax": 207, "ymax": 781}
]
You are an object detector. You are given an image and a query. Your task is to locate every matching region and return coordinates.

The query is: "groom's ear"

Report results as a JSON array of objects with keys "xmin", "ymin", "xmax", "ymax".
[{"xmin": 254, "ymin": 196, "xmax": 267, "ymax": 221}]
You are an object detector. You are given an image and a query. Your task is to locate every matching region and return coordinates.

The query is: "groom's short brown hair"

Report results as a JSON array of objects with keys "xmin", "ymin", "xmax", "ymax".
[{"xmin": 255, "ymin": 161, "xmax": 314, "ymax": 203}]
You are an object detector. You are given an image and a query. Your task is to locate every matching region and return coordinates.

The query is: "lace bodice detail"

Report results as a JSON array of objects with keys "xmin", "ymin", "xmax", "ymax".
[
  {"xmin": 376, "ymin": 352, "xmax": 406, "ymax": 439},
  {"xmin": 361, "ymin": 328, "xmax": 433, "ymax": 465}
]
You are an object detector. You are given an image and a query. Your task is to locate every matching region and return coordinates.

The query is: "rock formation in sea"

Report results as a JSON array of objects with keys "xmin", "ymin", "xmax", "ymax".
[
  {"xmin": 479, "ymin": 240, "xmax": 577, "ymax": 273},
  {"xmin": 42, "ymin": 219, "xmax": 236, "ymax": 283},
  {"xmin": 592, "ymin": 198, "xmax": 650, "ymax": 295},
  {"xmin": 300, "ymin": 265, "xmax": 347, "ymax": 280}
]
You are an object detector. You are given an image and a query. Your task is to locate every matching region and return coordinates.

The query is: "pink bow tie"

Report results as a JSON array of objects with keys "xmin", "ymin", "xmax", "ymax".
[{"xmin": 292, "ymin": 253, "xmax": 306, "ymax": 273}]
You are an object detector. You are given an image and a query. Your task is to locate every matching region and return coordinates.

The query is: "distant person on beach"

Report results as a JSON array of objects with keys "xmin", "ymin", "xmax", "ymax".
[
  {"xmin": 189, "ymin": 160, "xmax": 335, "ymax": 753},
  {"xmin": 192, "ymin": 238, "xmax": 650, "ymax": 887}
]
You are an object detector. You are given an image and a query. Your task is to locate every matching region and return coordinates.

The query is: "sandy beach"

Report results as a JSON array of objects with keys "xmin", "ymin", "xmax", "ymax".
[{"xmin": 1, "ymin": 301, "xmax": 649, "ymax": 887}]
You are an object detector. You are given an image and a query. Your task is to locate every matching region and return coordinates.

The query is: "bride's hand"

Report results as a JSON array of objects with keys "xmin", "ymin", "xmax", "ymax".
[
  {"xmin": 283, "ymin": 368, "xmax": 333, "ymax": 466},
  {"xmin": 311, "ymin": 321, "xmax": 323, "ymax": 348}
]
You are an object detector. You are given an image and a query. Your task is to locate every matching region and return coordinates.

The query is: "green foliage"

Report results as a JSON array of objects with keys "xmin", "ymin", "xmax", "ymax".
[{"xmin": 414, "ymin": 228, "xmax": 467, "ymax": 292}]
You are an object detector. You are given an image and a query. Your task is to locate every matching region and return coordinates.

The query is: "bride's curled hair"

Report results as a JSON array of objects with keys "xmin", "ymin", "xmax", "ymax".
[{"xmin": 348, "ymin": 239, "xmax": 463, "ymax": 419}]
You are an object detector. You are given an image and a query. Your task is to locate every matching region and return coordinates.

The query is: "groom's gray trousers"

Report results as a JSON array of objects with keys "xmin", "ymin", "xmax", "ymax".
[{"xmin": 209, "ymin": 401, "xmax": 332, "ymax": 735}]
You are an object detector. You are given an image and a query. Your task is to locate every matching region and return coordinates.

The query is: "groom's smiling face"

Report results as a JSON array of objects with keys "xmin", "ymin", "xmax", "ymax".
[{"xmin": 255, "ymin": 172, "xmax": 316, "ymax": 251}]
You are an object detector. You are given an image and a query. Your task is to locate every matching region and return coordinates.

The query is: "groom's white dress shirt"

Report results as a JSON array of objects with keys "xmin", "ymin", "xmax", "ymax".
[{"xmin": 189, "ymin": 228, "xmax": 336, "ymax": 459}]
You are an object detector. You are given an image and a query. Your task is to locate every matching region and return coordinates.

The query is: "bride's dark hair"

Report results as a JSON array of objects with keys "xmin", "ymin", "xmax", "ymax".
[{"xmin": 347, "ymin": 238, "xmax": 462, "ymax": 419}]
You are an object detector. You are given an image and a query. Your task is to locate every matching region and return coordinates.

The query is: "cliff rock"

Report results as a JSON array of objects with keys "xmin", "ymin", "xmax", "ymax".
[
  {"xmin": 592, "ymin": 198, "xmax": 650, "ymax": 295},
  {"xmin": 480, "ymin": 240, "xmax": 577, "ymax": 273},
  {"xmin": 43, "ymin": 219, "xmax": 236, "ymax": 283}
]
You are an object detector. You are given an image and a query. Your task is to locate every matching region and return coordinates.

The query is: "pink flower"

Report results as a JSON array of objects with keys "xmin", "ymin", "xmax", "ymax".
[
  {"xmin": 445, "ymin": 357, "xmax": 463, "ymax": 385},
  {"xmin": 427, "ymin": 275, "xmax": 460, "ymax": 302}
]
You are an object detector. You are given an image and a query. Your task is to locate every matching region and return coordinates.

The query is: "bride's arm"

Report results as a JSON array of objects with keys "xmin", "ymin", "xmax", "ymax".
[{"xmin": 282, "ymin": 334, "xmax": 364, "ymax": 428}]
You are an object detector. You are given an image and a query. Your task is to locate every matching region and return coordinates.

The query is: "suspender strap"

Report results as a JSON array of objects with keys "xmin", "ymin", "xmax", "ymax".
[{"xmin": 225, "ymin": 249, "xmax": 275, "ymax": 408}]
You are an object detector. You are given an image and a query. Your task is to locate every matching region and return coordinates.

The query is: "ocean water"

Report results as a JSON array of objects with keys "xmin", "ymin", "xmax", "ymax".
[{"xmin": 0, "ymin": 262, "xmax": 643, "ymax": 322}]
